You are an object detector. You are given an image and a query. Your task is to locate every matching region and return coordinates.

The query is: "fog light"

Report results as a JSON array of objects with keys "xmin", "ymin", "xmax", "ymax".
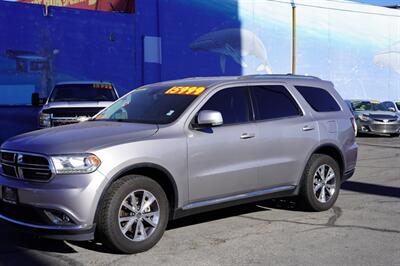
[{"xmin": 44, "ymin": 210, "xmax": 73, "ymax": 225}]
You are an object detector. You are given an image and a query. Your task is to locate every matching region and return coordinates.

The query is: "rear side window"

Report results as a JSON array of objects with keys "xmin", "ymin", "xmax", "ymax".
[
  {"xmin": 295, "ymin": 86, "xmax": 341, "ymax": 112},
  {"xmin": 250, "ymin": 85, "xmax": 301, "ymax": 120},
  {"xmin": 200, "ymin": 87, "xmax": 250, "ymax": 125}
]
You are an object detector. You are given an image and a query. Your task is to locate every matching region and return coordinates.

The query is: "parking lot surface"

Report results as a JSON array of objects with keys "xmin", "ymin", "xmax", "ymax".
[{"xmin": 0, "ymin": 136, "xmax": 399, "ymax": 266}]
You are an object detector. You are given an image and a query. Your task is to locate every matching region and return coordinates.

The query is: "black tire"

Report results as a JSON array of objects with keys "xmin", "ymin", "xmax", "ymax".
[
  {"xmin": 299, "ymin": 154, "xmax": 341, "ymax": 212},
  {"xmin": 390, "ymin": 133, "xmax": 399, "ymax": 137},
  {"xmin": 96, "ymin": 175, "xmax": 169, "ymax": 254}
]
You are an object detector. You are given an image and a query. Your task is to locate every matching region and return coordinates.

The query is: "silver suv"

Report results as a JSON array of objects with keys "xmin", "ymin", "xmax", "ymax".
[{"xmin": 0, "ymin": 75, "xmax": 358, "ymax": 254}]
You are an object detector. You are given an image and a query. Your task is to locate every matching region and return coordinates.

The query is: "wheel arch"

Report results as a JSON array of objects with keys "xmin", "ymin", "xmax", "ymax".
[
  {"xmin": 311, "ymin": 144, "xmax": 345, "ymax": 178},
  {"xmin": 295, "ymin": 143, "xmax": 345, "ymax": 195},
  {"xmin": 95, "ymin": 163, "xmax": 179, "ymax": 223}
]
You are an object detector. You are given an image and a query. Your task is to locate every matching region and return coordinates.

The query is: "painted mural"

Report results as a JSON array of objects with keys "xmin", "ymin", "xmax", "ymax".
[
  {"xmin": 1, "ymin": 0, "xmax": 400, "ymax": 142},
  {"xmin": 4, "ymin": 0, "xmax": 134, "ymax": 12}
]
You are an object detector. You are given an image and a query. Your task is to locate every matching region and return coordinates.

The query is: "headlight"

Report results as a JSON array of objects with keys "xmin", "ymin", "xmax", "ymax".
[
  {"xmin": 39, "ymin": 112, "xmax": 51, "ymax": 127},
  {"xmin": 51, "ymin": 154, "xmax": 101, "ymax": 174},
  {"xmin": 358, "ymin": 114, "xmax": 370, "ymax": 122}
]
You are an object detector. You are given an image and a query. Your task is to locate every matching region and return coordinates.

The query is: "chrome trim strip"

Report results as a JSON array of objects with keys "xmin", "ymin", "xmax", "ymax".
[
  {"xmin": 182, "ymin": 185, "xmax": 295, "ymax": 210},
  {"xmin": 0, "ymin": 214, "xmax": 86, "ymax": 231}
]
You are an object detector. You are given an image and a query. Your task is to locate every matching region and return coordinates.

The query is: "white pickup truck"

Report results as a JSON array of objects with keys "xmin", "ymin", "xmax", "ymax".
[{"xmin": 33, "ymin": 81, "xmax": 119, "ymax": 128}]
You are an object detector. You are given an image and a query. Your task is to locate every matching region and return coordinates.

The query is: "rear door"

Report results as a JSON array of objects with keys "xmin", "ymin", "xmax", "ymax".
[
  {"xmin": 249, "ymin": 84, "xmax": 319, "ymax": 189},
  {"xmin": 187, "ymin": 86, "xmax": 259, "ymax": 202}
]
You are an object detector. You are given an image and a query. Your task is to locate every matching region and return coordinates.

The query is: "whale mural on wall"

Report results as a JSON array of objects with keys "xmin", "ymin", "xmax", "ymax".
[
  {"xmin": 374, "ymin": 42, "xmax": 400, "ymax": 74},
  {"xmin": 190, "ymin": 28, "xmax": 272, "ymax": 74}
]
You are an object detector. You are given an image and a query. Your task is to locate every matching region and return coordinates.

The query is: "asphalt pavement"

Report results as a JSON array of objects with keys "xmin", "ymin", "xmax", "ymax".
[{"xmin": 0, "ymin": 136, "xmax": 399, "ymax": 266}]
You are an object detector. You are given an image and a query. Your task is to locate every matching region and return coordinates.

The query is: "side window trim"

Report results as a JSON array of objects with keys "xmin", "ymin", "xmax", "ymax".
[{"xmin": 249, "ymin": 85, "xmax": 304, "ymax": 122}]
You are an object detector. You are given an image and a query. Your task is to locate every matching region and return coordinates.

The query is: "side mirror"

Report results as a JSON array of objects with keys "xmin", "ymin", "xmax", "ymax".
[
  {"xmin": 197, "ymin": 110, "xmax": 223, "ymax": 127},
  {"xmin": 388, "ymin": 107, "xmax": 396, "ymax": 112},
  {"xmin": 31, "ymin": 93, "xmax": 46, "ymax": 107}
]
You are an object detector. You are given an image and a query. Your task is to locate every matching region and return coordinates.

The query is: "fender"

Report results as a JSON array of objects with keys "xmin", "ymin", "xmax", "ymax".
[
  {"xmin": 93, "ymin": 162, "xmax": 179, "ymax": 223},
  {"xmin": 294, "ymin": 143, "xmax": 345, "ymax": 195}
]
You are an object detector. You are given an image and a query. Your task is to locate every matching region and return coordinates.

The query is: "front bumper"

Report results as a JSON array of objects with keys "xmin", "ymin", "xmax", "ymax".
[
  {"xmin": 0, "ymin": 170, "xmax": 108, "ymax": 240},
  {"xmin": 357, "ymin": 120, "xmax": 400, "ymax": 134}
]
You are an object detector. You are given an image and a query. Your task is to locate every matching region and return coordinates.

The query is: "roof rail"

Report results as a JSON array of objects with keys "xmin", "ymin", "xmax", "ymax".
[
  {"xmin": 239, "ymin": 74, "xmax": 321, "ymax": 80},
  {"xmin": 181, "ymin": 76, "xmax": 238, "ymax": 80}
]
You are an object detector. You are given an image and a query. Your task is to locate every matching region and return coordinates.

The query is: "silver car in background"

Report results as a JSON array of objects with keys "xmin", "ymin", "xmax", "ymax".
[
  {"xmin": 0, "ymin": 75, "xmax": 358, "ymax": 254},
  {"xmin": 346, "ymin": 100, "xmax": 400, "ymax": 137}
]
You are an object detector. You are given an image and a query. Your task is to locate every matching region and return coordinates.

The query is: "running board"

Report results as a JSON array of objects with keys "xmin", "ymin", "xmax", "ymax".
[{"xmin": 182, "ymin": 185, "xmax": 296, "ymax": 210}]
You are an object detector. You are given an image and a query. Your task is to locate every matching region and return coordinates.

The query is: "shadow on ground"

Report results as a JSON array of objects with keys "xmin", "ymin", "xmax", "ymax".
[
  {"xmin": 0, "ymin": 221, "xmax": 74, "ymax": 266},
  {"xmin": 342, "ymin": 181, "xmax": 400, "ymax": 199},
  {"xmin": 2, "ymin": 180, "xmax": 398, "ymax": 257}
]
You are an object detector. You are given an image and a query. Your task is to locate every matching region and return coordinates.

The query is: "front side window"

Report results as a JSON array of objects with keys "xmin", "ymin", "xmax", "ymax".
[
  {"xmin": 251, "ymin": 85, "xmax": 301, "ymax": 120},
  {"xmin": 383, "ymin": 101, "xmax": 396, "ymax": 111},
  {"xmin": 199, "ymin": 87, "xmax": 250, "ymax": 125},
  {"xmin": 295, "ymin": 86, "xmax": 341, "ymax": 112},
  {"xmin": 49, "ymin": 84, "xmax": 118, "ymax": 102},
  {"xmin": 95, "ymin": 86, "xmax": 204, "ymax": 124}
]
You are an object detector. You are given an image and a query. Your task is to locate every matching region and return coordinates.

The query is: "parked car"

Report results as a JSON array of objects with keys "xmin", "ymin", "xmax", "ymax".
[
  {"xmin": 346, "ymin": 100, "xmax": 400, "ymax": 137},
  {"xmin": 382, "ymin": 100, "xmax": 400, "ymax": 114},
  {"xmin": 33, "ymin": 81, "xmax": 119, "ymax": 128},
  {"xmin": 0, "ymin": 75, "xmax": 357, "ymax": 254}
]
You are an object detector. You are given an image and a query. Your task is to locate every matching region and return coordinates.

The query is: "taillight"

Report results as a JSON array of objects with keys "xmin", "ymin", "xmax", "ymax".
[{"xmin": 350, "ymin": 117, "xmax": 357, "ymax": 136}]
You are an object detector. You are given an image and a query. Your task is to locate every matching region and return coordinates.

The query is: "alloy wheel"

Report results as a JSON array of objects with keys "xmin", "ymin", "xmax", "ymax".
[
  {"xmin": 118, "ymin": 190, "xmax": 160, "ymax": 242},
  {"xmin": 313, "ymin": 164, "xmax": 336, "ymax": 203}
]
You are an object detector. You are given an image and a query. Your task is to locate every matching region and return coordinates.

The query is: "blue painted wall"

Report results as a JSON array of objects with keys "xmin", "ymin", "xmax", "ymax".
[
  {"xmin": 1, "ymin": 0, "xmax": 400, "ymax": 143},
  {"xmin": 0, "ymin": 1, "xmax": 139, "ymax": 142}
]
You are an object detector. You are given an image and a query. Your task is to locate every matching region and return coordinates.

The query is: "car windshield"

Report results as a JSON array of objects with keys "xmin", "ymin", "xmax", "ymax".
[
  {"xmin": 49, "ymin": 84, "xmax": 118, "ymax": 102},
  {"xmin": 396, "ymin": 102, "xmax": 400, "ymax": 110},
  {"xmin": 93, "ymin": 85, "xmax": 206, "ymax": 124},
  {"xmin": 351, "ymin": 101, "xmax": 388, "ymax": 112}
]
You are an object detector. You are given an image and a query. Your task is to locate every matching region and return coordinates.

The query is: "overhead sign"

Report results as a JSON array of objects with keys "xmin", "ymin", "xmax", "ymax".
[{"xmin": 10, "ymin": 0, "xmax": 134, "ymax": 13}]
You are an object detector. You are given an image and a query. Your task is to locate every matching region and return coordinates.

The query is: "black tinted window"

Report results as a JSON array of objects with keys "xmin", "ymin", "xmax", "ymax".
[
  {"xmin": 251, "ymin": 85, "xmax": 301, "ymax": 120},
  {"xmin": 200, "ymin": 87, "xmax": 250, "ymax": 125},
  {"xmin": 383, "ymin": 101, "xmax": 396, "ymax": 110},
  {"xmin": 296, "ymin": 86, "xmax": 340, "ymax": 112},
  {"xmin": 50, "ymin": 84, "xmax": 118, "ymax": 102}
]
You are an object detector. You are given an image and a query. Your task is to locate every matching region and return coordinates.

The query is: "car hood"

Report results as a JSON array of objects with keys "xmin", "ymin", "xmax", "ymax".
[
  {"xmin": 354, "ymin": 111, "xmax": 399, "ymax": 120},
  {"xmin": 1, "ymin": 121, "xmax": 158, "ymax": 154},
  {"xmin": 44, "ymin": 101, "xmax": 114, "ymax": 109}
]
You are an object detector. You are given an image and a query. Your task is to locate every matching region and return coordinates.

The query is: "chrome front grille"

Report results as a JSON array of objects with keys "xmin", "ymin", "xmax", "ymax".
[
  {"xmin": 370, "ymin": 124, "xmax": 400, "ymax": 133},
  {"xmin": 0, "ymin": 150, "xmax": 54, "ymax": 182},
  {"xmin": 51, "ymin": 117, "xmax": 81, "ymax": 127}
]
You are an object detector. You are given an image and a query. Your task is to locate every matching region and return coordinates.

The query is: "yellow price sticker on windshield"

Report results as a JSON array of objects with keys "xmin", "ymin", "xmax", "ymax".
[
  {"xmin": 370, "ymin": 101, "xmax": 381, "ymax": 104},
  {"xmin": 165, "ymin": 86, "xmax": 206, "ymax": 96},
  {"xmin": 93, "ymin": 84, "xmax": 113, "ymax": 89}
]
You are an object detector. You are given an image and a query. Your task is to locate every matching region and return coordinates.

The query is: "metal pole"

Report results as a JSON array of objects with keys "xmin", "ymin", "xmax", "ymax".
[{"xmin": 291, "ymin": 1, "xmax": 296, "ymax": 75}]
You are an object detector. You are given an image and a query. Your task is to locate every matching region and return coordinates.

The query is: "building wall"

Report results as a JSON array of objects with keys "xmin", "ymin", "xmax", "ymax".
[{"xmin": 1, "ymin": 0, "xmax": 400, "ymax": 143}]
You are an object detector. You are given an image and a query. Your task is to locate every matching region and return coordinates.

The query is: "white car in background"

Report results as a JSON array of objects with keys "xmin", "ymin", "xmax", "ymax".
[{"xmin": 33, "ymin": 81, "xmax": 119, "ymax": 128}]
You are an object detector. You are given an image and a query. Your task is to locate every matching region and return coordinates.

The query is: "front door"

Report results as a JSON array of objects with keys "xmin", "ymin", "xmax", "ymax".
[{"xmin": 187, "ymin": 86, "xmax": 259, "ymax": 202}]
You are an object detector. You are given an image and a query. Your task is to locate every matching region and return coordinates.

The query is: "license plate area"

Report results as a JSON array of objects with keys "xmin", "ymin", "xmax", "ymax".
[{"xmin": 1, "ymin": 186, "xmax": 18, "ymax": 205}]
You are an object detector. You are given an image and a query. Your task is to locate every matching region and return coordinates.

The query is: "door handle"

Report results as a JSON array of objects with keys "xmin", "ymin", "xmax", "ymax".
[
  {"xmin": 302, "ymin": 125, "xmax": 315, "ymax": 131},
  {"xmin": 240, "ymin": 133, "xmax": 255, "ymax": 139}
]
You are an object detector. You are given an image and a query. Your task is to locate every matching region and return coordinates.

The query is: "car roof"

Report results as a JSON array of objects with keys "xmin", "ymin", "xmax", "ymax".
[
  {"xmin": 55, "ymin": 81, "xmax": 113, "ymax": 85},
  {"xmin": 346, "ymin": 99, "xmax": 381, "ymax": 102},
  {"xmin": 149, "ymin": 74, "xmax": 329, "ymax": 89}
]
